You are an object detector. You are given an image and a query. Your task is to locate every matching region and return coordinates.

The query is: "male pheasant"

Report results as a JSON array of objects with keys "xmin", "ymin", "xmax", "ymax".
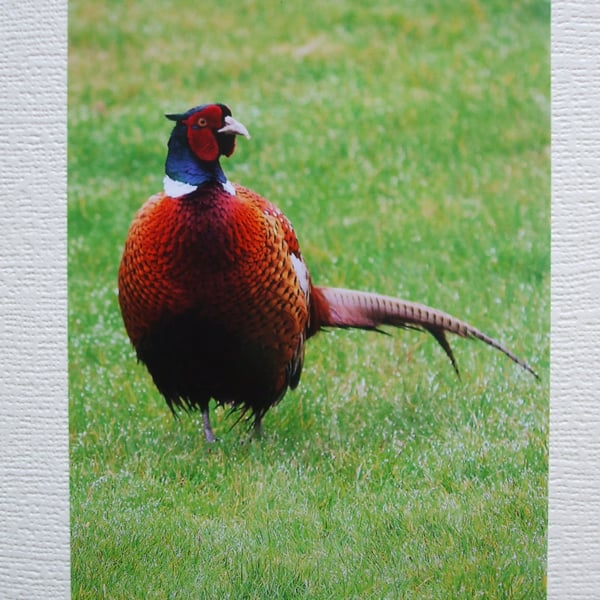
[{"xmin": 118, "ymin": 103, "xmax": 538, "ymax": 442}]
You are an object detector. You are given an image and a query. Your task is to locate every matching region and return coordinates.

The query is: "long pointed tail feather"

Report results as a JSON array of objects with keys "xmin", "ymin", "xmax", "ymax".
[{"xmin": 314, "ymin": 286, "xmax": 539, "ymax": 380}]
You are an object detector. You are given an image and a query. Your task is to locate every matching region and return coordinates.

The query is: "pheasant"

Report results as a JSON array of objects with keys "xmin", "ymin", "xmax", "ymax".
[{"xmin": 118, "ymin": 103, "xmax": 538, "ymax": 442}]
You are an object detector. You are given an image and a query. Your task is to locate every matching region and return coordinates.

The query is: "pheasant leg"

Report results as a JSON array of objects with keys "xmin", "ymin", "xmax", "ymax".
[{"xmin": 202, "ymin": 408, "xmax": 216, "ymax": 443}]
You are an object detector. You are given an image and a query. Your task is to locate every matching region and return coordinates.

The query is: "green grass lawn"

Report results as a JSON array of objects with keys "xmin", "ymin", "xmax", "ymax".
[{"xmin": 69, "ymin": 0, "xmax": 549, "ymax": 597}]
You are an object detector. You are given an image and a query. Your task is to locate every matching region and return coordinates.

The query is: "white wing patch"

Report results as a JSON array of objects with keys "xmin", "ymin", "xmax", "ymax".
[{"xmin": 291, "ymin": 253, "xmax": 310, "ymax": 297}]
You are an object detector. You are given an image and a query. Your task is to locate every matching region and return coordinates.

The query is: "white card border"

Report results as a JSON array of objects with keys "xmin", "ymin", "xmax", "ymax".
[
  {"xmin": 548, "ymin": 0, "xmax": 600, "ymax": 597},
  {"xmin": 0, "ymin": 0, "xmax": 70, "ymax": 597}
]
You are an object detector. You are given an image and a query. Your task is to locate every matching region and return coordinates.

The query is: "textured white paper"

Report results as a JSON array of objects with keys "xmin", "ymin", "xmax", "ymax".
[
  {"xmin": 548, "ymin": 2, "xmax": 600, "ymax": 597},
  {"xmin": 0, "ymin": 0, "xmax": 598, "ymax": 598},
  {"xmin": 0, "ymin": 0, "xmax": 70, "ymax": 598}
]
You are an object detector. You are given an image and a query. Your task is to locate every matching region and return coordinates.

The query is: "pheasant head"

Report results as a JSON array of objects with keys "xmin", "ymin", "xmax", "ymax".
[{"xmin": 164, "ymin": 103, "xmax": 250, "ymax": 196}]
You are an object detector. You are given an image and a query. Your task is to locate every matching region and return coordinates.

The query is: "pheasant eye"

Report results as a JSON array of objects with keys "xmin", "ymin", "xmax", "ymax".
[{"xmin": 197, "ymin": 117, "xmax": 208, "ymax": 127}]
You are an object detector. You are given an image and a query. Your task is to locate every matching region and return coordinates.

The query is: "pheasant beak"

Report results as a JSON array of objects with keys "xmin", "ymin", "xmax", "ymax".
[{"xmin": 218, "ymin": 116, "xmax": 251, "ymax": 139}]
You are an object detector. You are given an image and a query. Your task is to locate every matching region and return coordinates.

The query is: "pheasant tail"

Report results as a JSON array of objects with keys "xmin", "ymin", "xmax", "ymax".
[{"xmin": 312, "ymin": 286, "xmax": 539, "ymax": 380}]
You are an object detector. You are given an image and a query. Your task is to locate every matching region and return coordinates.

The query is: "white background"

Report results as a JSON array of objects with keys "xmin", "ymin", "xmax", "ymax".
[{"xmin": 0, "ymin": 0, "xmax": 597, "ymax": 597}]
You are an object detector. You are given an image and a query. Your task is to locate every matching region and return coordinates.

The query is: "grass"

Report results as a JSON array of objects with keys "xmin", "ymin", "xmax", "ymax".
[{"xmin": 69, "ymin": 0, "xmax": 549, "ymax": 597}]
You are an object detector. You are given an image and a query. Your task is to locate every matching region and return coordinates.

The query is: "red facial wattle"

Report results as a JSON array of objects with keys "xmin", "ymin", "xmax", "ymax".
[{"xmin": 183, "ymin": 105, "xmax": 225, "ymax": 162}]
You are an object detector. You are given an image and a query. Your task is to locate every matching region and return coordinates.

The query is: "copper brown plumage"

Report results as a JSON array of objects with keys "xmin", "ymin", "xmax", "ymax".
[{"xmin": 118, "ymin": 103, "xmax": 538, "ymax": 442}]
